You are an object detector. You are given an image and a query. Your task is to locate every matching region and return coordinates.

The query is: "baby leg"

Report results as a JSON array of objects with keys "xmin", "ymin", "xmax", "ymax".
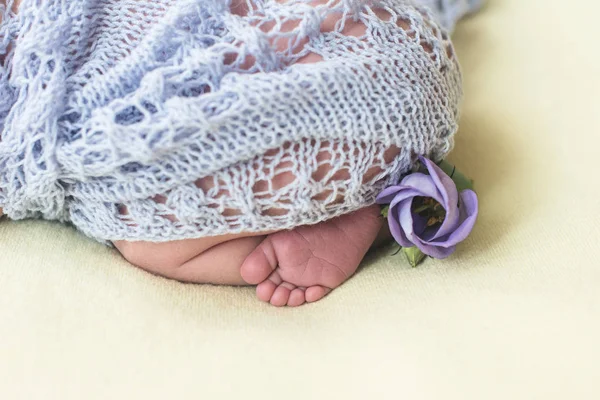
[{"xmin": 115, "ymin": 235, "xmax": 265, "ymax": 285}]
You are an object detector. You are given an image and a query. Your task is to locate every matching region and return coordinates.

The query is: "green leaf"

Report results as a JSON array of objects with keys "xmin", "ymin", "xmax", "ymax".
[
  {"xmin": 381, "ymin": 205, "xmax": 390, "ymax": 218},
  {"xmin": 402, "ymin": 247, "xmax": 427, "ymax": 268},
  {"xmin": 437, "ymin": 160, "xmax": 475, "ymax": 192}
]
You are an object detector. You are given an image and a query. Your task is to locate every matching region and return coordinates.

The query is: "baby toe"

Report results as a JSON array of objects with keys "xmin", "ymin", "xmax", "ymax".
[
  {"xmin": 256, "ymin": 279, "xmax": 278, "ymax": 302},
  {"xmin": 287, "ymin": 288, "xmax": 307, "ymax": 307},
  {"xmin": 270, "ymin": 283, "xmax": 295, "ymax": 307},
  {"xmin": 305, "ymin": 286, "xmax": 331, "ymax": 303}
]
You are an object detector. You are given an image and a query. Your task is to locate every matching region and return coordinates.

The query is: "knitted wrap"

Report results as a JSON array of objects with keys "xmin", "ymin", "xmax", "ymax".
[{"xmin": 0, "ymin": 0, "xmax": 480, "ymax": 242}]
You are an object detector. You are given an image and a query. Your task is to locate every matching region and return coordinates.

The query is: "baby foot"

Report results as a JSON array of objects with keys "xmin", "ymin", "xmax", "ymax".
[{"xmin": 240, "ymin": 205, "xmax": 382, "ymax": 307}]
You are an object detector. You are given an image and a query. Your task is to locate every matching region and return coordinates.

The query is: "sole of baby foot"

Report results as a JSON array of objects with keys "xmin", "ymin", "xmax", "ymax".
[{"xmin": 240, "ymin": 205, "xmax": 383, "ymax": 307}]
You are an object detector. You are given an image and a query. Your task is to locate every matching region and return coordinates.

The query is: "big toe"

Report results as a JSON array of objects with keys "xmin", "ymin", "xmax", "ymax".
[{"xmin": 240, "ymin": 237, "xmax": 277, "ymax": 284}]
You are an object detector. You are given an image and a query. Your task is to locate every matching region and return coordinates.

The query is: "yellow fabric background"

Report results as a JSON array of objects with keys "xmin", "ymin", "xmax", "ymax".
[{"xmin": 1, "ymin": 0, "xmax": 599, "ymax": 398}]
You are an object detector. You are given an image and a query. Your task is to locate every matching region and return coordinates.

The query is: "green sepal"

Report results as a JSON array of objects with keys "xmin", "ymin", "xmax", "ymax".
[
  {"xmin": 437, "ymin": 160, "xmax": 475, "ymax": 192},
  {"xmin": 402, "ymin": 246, "xmax": 427, "ymax": 268},
  {"xmin": 381, "ymin": 205, "xmax": 390, "ymax": 218}
]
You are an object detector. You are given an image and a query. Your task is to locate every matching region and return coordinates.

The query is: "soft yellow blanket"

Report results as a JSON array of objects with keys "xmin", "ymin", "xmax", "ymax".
[{"xmin": 1, "ymin": 0, "xmax": 599, "ymax": 398}]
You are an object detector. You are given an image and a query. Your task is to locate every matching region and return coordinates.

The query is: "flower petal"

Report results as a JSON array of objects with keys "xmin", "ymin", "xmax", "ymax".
[
  {"xmin": 431, "ymin": 190, "xmax": 479, "ymax": 248},
  {"xmin": 420, "ymin": 224, "xmax": 442, "ymax": 242},
  {"xmin": 387, "ymin": 203, "xmax": 413, "ymax": 248},
  {"xmin": 460, "ymin": 189, "xmax": 479, "ymax": 217},
  {"xmin": 397, "ymin": 198, "xmax": 418, "ymax": 244},
  {"xmin": 413, "ymin": 237, "xmax": 457, "ymax": 259},
  {"xmin": 378, "ymin": 186, "xmax": 424, "ymax": 206},
  {"xmin": 420, "ymin": 157, "xmax": 459, "ymax": 209},
  {"xmin": 420, "ymin": 157, "xmax": 461, "ymax": 240},
  {"xmin": 376, "ymin": 186, "xmax": 404, "ymax": 204},
  {"xmin": 412, "ymin": 212, "xmax": 429, "ymax": 236},
  {"xmin": 431, "ymin": 202, "xmax": 461, "ymax": 240},
  {"xmin": 399, "ymin": 173, "xmax": 445, "ymax": 205}
]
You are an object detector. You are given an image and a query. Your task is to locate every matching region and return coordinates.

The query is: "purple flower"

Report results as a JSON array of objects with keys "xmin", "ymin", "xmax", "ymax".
[{"xmin": 377, "ymin": 157, "xmax": 478, "ymax": 259}]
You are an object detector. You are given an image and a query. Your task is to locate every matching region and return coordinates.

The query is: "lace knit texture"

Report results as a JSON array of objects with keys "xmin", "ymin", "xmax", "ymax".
[{"xmin": 0, "ymin": 0, "xmax": 480, "ymax": 242}]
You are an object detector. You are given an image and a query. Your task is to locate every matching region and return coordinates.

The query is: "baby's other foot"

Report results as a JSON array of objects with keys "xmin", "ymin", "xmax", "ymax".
[{"xmin": 240, "ymin": 206, "xmax": 382, "ymax": 307}]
